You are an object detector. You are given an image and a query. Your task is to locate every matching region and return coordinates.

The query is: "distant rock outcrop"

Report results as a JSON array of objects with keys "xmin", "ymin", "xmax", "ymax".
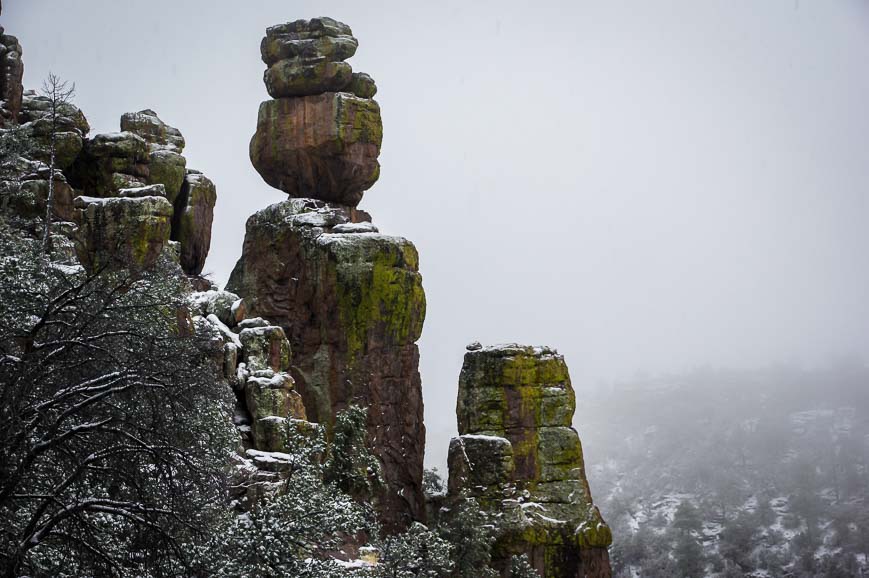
[
  {"xmin": 446, "ymin": 344, "xmax": 613, "ymax": 578},
  {"xmin": 249, "ymin": 17, "xmax": 381, "ymax": 206},
  {"xmin": 229, "ymin": 17, "xmax": 426, "ymax": 532}
]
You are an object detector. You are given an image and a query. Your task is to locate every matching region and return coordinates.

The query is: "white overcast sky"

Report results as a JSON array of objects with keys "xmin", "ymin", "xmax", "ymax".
[{"xmin": 6, "ymin": 0, "xmax": 869, "ymax": 468}]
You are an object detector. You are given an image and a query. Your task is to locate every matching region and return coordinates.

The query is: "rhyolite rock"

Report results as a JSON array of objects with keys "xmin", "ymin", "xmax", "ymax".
[
  {"xmin": 226, "ymin": 198, "xmax": 426, "ymax": 532},
  {"xmin": 348, "ymin": 72, "xmax": 377, "ymax": 98},
  {"xmin": 245, "ymin": 369, "xmax": 306, "ymax": 446},
  {"xmin": 67, "ymin": 131, "xmax": 150, "ymax": 198},
  {"xmin": 446, "ymin": 344, "xmax": 612, "ymax": 578},
  {"xmin": 264, "ymin": 57, "xmax": 353, "ymax": 98},
  {"xmin": 0, "ymin": 27, "xmax": 23, "ymax": 127},
  {"xmin": 73, "ymin": 194, "xmax": 173, "ymax": 272},
  {"xmin": 171, "ymin": 170, "xmax": 216, "ymax": 275},
  {"xmin": 251, "ymin": 16, "xmax": 381, "ymax": 207},
  {"xmin": 121, "ymin": 110, "xmax": 187, "ymax": 203},
  {"xmin": 250, "ymin": 93, "xmax": 381, "ymax": 206},
  {"xmin": 67, "ymin": 112, "xmax": 215, "ymax": 276},
  {"xmin": 5, "ymin": 170, "xmax": 75, "ymax": 223},
  {"xmin": 18, "ymin": 90, "xmax": 90, "ymax": 170},
  {"xmin": 120, "ymin": 109, "xmax": 185, "ymax": 153},
  {"xmin": 261, "ymin": 34, "xmax": 358, "ymax": 66},
  {"xmin": 239, "ymin": 324, "xmax": 292, "ymax": 373}
]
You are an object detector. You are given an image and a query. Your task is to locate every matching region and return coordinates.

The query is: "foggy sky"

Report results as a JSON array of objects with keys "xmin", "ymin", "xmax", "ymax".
[{"xmin": 6, "ymin": 0, "xmax": 869, "ymax": 468}]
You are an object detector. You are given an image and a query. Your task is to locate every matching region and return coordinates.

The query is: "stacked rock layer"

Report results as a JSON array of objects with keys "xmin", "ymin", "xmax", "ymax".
[
  {"xmin": 229, "ymin": 18, "xmax": 426, "ymax": 532},
  {"xmin": 447, "ymin": 344, "xmax": 612, "ymax": 578},
  {"xmin": 250, "ymin": 17, "xmax": 382, "ymax": 207},
  {"xmin": 66, "ymin": 110, "xmax": 216, "ymax": 276}
]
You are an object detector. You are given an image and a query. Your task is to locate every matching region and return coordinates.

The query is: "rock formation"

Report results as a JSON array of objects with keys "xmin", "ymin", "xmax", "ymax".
[
  {"xmin": 18, "ymin": 90, "xmax": 91, "ymax": 170},
  {"xmin": 250, "ymin": 17, "xmax": 382, "ymax": 206},
  {"xmin": 0, "ymin": 17, "xmax": 615, "ymax": 570},
  {"xmin": 446, "ymin": 344, "xmax": 613, "ymax": 578},
  {"xmin": 67, "ymin": 110, "xmax": 215, "ymax": 275},
  {"xmin": 228, "ymin": 17, "xmax": 426, "ymax": 532},
  {"xmin": 0, "ymin": 25, "xmax": 23, "ymax": 127}
]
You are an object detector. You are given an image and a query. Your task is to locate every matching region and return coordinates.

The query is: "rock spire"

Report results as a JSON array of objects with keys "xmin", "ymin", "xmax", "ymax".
[
  {"xmin": 229, "ymin": 17, "xmax": 426, "ymax": 532},
  {"xmin": 446, "ymin": 344, "xmax": 613, "ymax": 578}
]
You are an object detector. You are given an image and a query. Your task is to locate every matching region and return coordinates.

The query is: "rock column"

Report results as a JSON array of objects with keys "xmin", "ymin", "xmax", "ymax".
[
  {"xmin": 67, "ymin": 110, "xmax": 216, "ymax": 275},
  {"xmin": 447, "ymin": 344, "xmax": 612, "ymax": 578},
  {"xmin": 227, "ymin": 17, "xmax": 426, "ymax": 532}
]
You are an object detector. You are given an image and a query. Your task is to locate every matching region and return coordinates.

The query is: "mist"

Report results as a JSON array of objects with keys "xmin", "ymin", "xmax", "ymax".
[{"xmin": 5, "ymin": 0, "xmax": 869, "ymax": 474}]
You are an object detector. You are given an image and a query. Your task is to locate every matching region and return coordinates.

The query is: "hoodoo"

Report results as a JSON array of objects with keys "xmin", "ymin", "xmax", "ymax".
[{"xmin": 228, "ymin": 16, "xmax": 427, "ymax": 532}]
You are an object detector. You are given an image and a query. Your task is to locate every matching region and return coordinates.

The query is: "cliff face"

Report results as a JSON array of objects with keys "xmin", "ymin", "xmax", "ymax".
[
  {"xmin": 226, "ymin": 17, "xmax": 427, "ymax": 532},
  {"xmin": 446, "ymin": 344, "xmax": 613, "ymax": 578}
]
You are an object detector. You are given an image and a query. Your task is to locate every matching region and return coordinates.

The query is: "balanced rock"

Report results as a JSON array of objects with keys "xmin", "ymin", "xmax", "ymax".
[
  {"xmin": 73, "ymin": 194, "xmax": 173, "ymax": 272},
  {"xmin": 251, "ymin": 16, "xmax": 382, "ymax": 206},
  {"xmin": 250, "ymin": 93, "xmax": 382, "ymax": 206},
  {"xmin": 446, "ymin": 344, "xmax": 612, "ymax": 578},
  {"xmin": 226, "ymin": 198, "xmax": 426, "ymax": 532}
]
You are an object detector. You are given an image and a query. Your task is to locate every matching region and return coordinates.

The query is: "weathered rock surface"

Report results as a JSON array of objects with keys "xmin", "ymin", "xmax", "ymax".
[
  {"xmin": 171, "ymin": 170, "xmax": 216, "ymax": 275},
  {"xmin": 446, "ymin": 344, "xmax": 612, "ymax": 578},
  {"xmin": 19, "ymin": 90, "xmax": 90, "ymax": 170},
  {"xmin": 121, "ymin": 110, "xmax": 187, "ymax": 203},
  {"xmin": 348, "ymin": 72, "xmax": 377, "ymax": 99},
  {"xmin": 250, "ymin": 93, "xmax": 381, "ymax": 206},
  {"xmin": 66, "ymin": 112, "xmax": 215, "ymax": 276},
  {"xmin": 265, "ymin": 57, "xmax": 353, "ymax": 98},
  {"xmin": 251, "ymin": 16, "xmax": 381, "ymax": 207},
  {"xmin": 226, "ymin": 198, "xmax": 426, "ymax": 532},
  {"xmin": 0, "ymin": 27, "xmax": 23, "ymax": 127},
  {"xmin": 73, "ymin": 194, "xmax": 173, "ymax": 272},
  {"xmin": 3, "ymin": 165, "xmax": 75, "ymax": 223},
  {"xmin": 120, "ymin": 109, "xmax": 185, "ymax": 153},
  {"xmin": 261, "ymin": 34, "xmax": 358, "ymax": 67},
  {"xmin": 67, "ymin": 131, "xmax": 150, "ymax": 198}
]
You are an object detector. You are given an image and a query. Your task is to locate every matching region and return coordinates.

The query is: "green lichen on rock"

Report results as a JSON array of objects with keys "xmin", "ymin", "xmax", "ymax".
[
  {"xmin": 264, "ymin": 57, "xmax": 353, "ymax": 98},
  {"xmin": 244, "ymin": 369, "xmax": 305, "ymax": 424},
  {"xmin": 72, "ymin": 194, "xmax": 173, "ymax": 272},
  {"xmin": 67, "ymin": 131, "xmax": 150, "ymax": 198},
  {"xmin": 325, "ymin": 234, "xmax": 425, "ymax": 363},
  {"xmin": 348, "ymin": 72, "xmax": 377, "ymax": 98},
  {"xmin": 261, "ymin": 34, "xmax": 358, "ymax": 66},
  {"xmin": 447, "ymin": 343, "xmax": 612, "ymax": 577},
  {"xmin": 171, "ymin": 171, "xmax": 216, "ymax": 275},
  {"xmin": 225, "ymin": 198, "xmax": 428, "ymax": 531},
  {"xmin": 239, "ymin": 324, "xmax": 292, "ymax": 373},
  {"xmin": 249, "ymin": 93, "xmax": 382, "ymax": 206}
]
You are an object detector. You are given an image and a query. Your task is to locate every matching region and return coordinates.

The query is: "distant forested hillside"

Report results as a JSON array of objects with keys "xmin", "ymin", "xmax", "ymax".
[{"xmin": 576, "ymin": 363, "xmax": 869, "ymax": 577}]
